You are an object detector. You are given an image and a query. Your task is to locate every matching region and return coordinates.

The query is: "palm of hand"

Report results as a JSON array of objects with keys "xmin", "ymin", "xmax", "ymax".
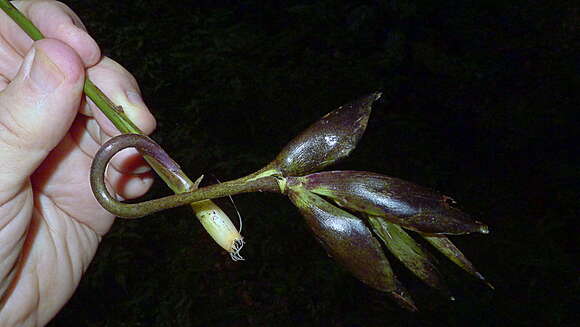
[{"xmin": 0, "ymin": 115, "xmax": 114, "ymax": 325}]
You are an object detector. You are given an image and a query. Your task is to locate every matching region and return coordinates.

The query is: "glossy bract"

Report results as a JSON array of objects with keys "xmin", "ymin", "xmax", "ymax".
[
  {"xmin": 273, "ymin": 93, "xmax": 381, "ymax": 176},
  {"xmin": 297, "ymin": 170, "xmax": 489, "ymax": 235},
  {"xmin": 288, "ymin": 186, "xmax": 396, "ymax": 292}
]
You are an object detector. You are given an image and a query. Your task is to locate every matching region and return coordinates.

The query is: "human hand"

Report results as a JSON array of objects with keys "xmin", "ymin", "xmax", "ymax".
[{"xmin": 0, "ymin": 1, "xmax": 156, "ymax": 326}]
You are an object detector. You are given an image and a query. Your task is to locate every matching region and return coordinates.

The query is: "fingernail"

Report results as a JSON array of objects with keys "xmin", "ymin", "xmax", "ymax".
[
  {"xmin": 71, "ymin": 16, "xmax": 88, "ymax": 31},
  {"xmin": 132, "ymin": 165, "xmax": 152, "ymax": 174},
  {"xmin": 29, "ymin": 48, "xmax": 64, "ymax": 93},
  {"xmin": 126, "ymin": 90, "xmax": 146, "ymax": 107}
]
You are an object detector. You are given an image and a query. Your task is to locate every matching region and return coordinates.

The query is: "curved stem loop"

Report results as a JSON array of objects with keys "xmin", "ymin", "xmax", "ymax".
[{"xmin": 90, "ymin": 134, "xmax": 282, "ymax": 218}]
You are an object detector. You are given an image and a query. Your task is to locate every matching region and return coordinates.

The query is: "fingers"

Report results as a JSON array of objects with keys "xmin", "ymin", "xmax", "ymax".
[
  {"xmin": 0, "ymin": 33, "xmax": 24, "ymax": 81},
  {"xmin": 68, "ymin": 57, "xmax": 156, "ymax": 200},
  {"xmin": 0, "ymin": 1, "xmax": 100, "ymax": 68},
  {"xmin": 0, "ymin": 2, "xmax": 158, "ymax": 202},
  {"xmin": 83, "ymin": 57, "xmax": 157, "ymax": 136},
  {"xmin": 69, "ymin": 116, "xmax": 156, "ymax": 201},
  {"xmin": 79, "ymin": 56, "xmax": 157, "ymax": 182},
  {"xmin": 0, "ymin": 39, "xmax": 84, "ymax": 194},
  {"xmin": 106, "ymin": 156, "xmax": 155, "ymax": 200}
]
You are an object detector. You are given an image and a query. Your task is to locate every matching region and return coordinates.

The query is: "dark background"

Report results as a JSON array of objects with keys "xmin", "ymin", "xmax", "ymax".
[{"xmin": 48, "ymin": 0, "xmax": 576, "ymax": 326}]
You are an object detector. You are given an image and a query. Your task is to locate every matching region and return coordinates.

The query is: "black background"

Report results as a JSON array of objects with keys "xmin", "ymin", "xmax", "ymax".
[{"xmin": 47, "ymin": 0, "xmax": 576, "ymax": 326}]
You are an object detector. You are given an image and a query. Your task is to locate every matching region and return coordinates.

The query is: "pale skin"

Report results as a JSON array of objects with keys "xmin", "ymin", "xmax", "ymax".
[{"xmin": 0, "ymin": 1, "xmax": 157, "ymax": 326}]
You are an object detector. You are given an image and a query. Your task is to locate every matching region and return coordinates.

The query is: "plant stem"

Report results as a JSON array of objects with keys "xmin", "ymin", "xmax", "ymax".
[
  {"xmin": 0, "ymin": 0, "xmax": 43, "ymax": 40},
  {"xmin": 1, "ymin": 1, "xmax": 258, "ymax": 255},
  {"xmin": 0, "ymin": 1, "xmax": 211, "ymax": 201},
  {"xmin": 83, "ymin": 79, "xmax": 142, "ymax": 134},
  {"xmin": 97, "ymin": 173, "xmax": 282, "ymax": 218}
]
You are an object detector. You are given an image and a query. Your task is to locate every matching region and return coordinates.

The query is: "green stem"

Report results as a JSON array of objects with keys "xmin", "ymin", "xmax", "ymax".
[
  {"xmin": 0, "ymin": 0, "xmax": 192, "ymax": 192},
  {"xmin": 83, "ymin": 79, "xmax": 141, "ymax": 134},
  {"xmin": 0, "ymin": 0, "xmax": 43, "ymax": 40},
  {"xmin": 97, "ymin": 173, "xmax": 282, "ymax": 219},
  {"xmin": 90, "ymin": 134, "xmax": 283, "ymax": 218}
]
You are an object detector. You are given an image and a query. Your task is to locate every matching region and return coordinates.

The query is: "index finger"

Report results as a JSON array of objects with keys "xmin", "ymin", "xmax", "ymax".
[{"xmin": 0, "ymin": 0, "xmax": 100, "ymax": 66}]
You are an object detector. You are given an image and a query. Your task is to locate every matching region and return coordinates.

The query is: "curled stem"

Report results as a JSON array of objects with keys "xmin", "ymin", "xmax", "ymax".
[
  {"xmin": 90, "ymin": 134, "xmax": 282, "ymax": 218},
  {"xmin": 0, "ymin": 1, "xmax": 249, "ymax": 254}
]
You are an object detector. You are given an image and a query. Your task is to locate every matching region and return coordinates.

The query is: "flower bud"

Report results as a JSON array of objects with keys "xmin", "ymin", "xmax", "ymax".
[
  {"xmin": 297, "ymin": 170, "xmax": 489, "ymax": 235},
  {"xmin": 287, "ymin": 185, "xmax": 396, "ymax": 292},
  {"xmin": 272, "ymin": 93, "xmax": 381, "ymax": 176}
]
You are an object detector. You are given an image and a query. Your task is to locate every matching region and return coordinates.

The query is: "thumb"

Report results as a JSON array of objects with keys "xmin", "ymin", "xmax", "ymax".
[{"xmin": 0, "ymin": 39, "xmax": 85, "ymax": 192}]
